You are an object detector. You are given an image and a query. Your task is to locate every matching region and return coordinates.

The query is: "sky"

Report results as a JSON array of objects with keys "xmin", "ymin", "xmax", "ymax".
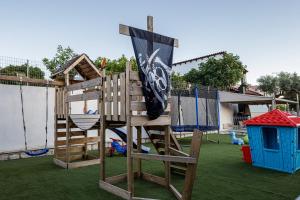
[{"xmin": 0, "ymin": 0, "xmax": 299, "ymax": 84}]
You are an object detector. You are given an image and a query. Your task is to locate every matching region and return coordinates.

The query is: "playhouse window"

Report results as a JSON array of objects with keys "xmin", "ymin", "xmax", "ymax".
[
  {"xmin": 262, "ymin": 127, "xmax": 279, "ymax": 150},
  {"xmin": 297, "ymin": 128, "xmax": 300, "ymax": 150}
]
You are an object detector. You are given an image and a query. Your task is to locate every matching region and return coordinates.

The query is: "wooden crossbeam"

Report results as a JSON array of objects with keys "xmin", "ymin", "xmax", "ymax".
[
  {"xmin": 169, "ymin": 147, "xmax": 189, "ymax": 157},
  {"xmin": 99, "ymin": 181, "xmax": 131, "ymax": 200},
  {"xmin": 66, "ymin": 91, "xmax": 101, "ymax": 102},
  {"xmin": 141, "ymin": 172, "xmax": 166, "ymax": 187},
  {"xmin": 119, "ymin": 24, "xmax": 179, "ymax": 48},
  {"xmin": 131, "ymin": 153, "xmax": 196, "ymax": 164},
  {"xmin": 66, "ymin": 77, "xmax": 102, "ymax": 91}
]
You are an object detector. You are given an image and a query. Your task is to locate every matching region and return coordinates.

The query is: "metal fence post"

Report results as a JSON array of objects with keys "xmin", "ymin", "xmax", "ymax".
[{"xmin": 26, "ymin": 59, "xmax": 29, "ymax": 86}]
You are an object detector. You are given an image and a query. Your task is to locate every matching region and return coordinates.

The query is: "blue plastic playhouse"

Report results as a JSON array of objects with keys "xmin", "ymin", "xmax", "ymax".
[{"xmin": 244, "ymin": 109, "xmax": 300, "ymax": 173}]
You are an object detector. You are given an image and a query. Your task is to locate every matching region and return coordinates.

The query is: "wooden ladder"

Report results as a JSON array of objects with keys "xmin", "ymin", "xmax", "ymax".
[{"xmin": 145, "ymin": 128, "xmax": 188, "ymax": 175}]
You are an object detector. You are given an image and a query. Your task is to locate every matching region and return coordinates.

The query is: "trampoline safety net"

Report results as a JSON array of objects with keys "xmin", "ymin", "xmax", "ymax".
[{"xmin": 170, "ymin": 84, "xmax": 220, "ymax": 132}]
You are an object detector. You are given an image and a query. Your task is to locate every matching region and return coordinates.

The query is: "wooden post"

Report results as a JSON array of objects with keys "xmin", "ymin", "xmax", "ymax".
[
  {"xmin": 126, "ymin": 62, "xmax": 134, "ymax": 197},
  {"xmin": 64, "ymin": 73, "xmax": 70, "ymax": 165},
  {"xmin": 137, "ymin": 126, "xmax": 142, "ymax": 177},
  {"xmin": 147, "ymin": 16, "xmax": 153, "ymax": 32},
  {"xmin": 100, "ymin": 77, "xmax": 106, "ymax": 181},
  {"xmin": 182, "ymin": 130, "xmax": 203, "ymax": 200},
  {"xmin": 54, "ymin": 87, "xmax": 58, "ymax": 158},
  {"xmin": 164, "ymin": 126, "xmax": 170, "ymax": 188}
]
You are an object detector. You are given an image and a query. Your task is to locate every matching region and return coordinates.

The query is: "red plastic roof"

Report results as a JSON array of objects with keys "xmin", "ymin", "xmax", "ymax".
[{"xmin": 244, "ymin": 109, "xmax": 300, "ymax": 127}]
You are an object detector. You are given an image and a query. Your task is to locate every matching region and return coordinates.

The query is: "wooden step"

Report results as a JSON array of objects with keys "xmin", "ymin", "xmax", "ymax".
[
  {"xmin": 56, "ymin": 131, "xmax": 86, "ymax": 137},
  {"xmin": 170, "ymin": 164, "xmax": 187, "ymax": 171},
  {"xmin": 150, "ymin": 134, "xmax": 165, "ymax": 140}
]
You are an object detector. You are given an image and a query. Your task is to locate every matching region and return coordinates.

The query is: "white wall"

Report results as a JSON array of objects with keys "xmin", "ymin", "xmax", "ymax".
[
  {"xmin": 219, "ymin": 103, "xmax": 235, "ymax": 130},
  {"xmin": 0, "ymin": 85, "xmax": 149, "ymax": 153},
  {"xmin": 0, "ymin": 84, "xmax": 55, "ymax": 153}
]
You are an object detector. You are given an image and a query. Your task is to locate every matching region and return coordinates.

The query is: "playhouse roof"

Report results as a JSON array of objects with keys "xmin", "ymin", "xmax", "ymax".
[
  {"xmin": 50, "ymin": 54, "xmax": 101, "ymax": 80},
  {"xmin": 244, "ymin": 109, "xmax": 300, "ymax": 127}
]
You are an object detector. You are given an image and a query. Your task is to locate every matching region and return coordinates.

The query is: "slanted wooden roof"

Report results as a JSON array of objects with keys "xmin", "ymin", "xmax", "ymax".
[{"xmin": 51, "ymin": 54, "xmax": 101, "ymax": 80}]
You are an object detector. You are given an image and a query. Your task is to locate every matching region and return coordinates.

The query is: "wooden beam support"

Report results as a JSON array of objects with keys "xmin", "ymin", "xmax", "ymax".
[
  {"xmin": 131, "ymin": 153, "xmax": 196, "ymax": 164},
  {"xmin": 99, "ymin": 181, "xmax": 131, "ymax": 200},
  {"xmin": 141, "ymin": 172, "xmax": 166, "ymax": 187},
  {"xmin": 66, "ymin": 77, "xmax": 102, "ymax": 91},
  {"xmin": 119, "ymin": 24, "xmax": 179, "ymax": 48},
  {"xmin": 66, "ymin": 91, "xmax": 101, "ymax": 102}
]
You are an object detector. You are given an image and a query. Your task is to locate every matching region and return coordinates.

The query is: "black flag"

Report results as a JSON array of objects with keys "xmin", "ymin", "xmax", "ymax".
[{"xmin": 129, "ymin": 27, "xmax": 175, "ymax": 120}]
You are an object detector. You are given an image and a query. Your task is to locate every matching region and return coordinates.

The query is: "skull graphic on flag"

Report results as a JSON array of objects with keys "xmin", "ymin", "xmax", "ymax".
[{"xmin": 129, "ymin": 27, "xmax": 174, "ymax": 119}]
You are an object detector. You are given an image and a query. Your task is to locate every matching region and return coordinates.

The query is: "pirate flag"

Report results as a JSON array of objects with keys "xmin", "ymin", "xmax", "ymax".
[{"xmin": 129, "ymin": 27, "xmax": 175, "ymax": 120}]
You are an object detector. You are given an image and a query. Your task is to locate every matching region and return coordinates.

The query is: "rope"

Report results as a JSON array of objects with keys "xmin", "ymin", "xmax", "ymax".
[{"xmin": 19, "ymin": 79, "xmax": 28, "ymax": 151}]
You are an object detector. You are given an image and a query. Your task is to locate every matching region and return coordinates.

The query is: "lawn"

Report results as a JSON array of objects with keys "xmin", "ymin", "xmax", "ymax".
[{"xmin": 1, "ymin": 134, "xmax": 300, "ymax": 200}]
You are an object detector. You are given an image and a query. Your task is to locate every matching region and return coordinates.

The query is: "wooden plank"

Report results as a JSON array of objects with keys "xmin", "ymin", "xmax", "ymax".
[
  {"xmin": 164, "ymin": 126, "xmax": 171, "ymax": 187},
  {"xmin": 112, "ymin": 74, "xmax": 118, "ymax": 121},
  {"xmin": 66, "ymin": 77, "xmax": 102, "ymax": 91},
  {"xmin": 169, "ymin": 147, "xmax": 189, "ymax": 157},
  {"xmin": 56, "ymin": 146, "xmax": 84, "ymax": 155},
  {"xmin": 119, "ymin": 73, "xmax": 126, "ymax": 121},
  {"xmin": 100, "ymin": 78, "xmax": 106, "ymax": 181},
  {"xmin": 68, "ymin": 159, "xmax": 100, "ymax": 169},
  {"xmin": 182, "ymin": 130, "xmax": 203, "ymax": 200},
  {"xmin": 126, "ymin": 62, "xmax": 134, "ymax": 195},
  {"xmin": 66, "ymin": 91, "xmax": 101, "ymax": 102},
  {"xmin": 119, "ymin": 24, "xmax": 179, "ymax": 48},
  {"xmin": 105, "ymin": 173, "xmax": 127, "ymax": 184},
  {"xmin": 132, "ymin": 153, "xmax": 196, "ymax": 164},
  {"xmin": 56, "ymin": 131, "xmax": 85, "ymax": 137},
  {"xmin": 131, "ymin": 115, "xmax": 171, "ymax": 126},
  {"xmin": 130, "ymin": 82, "xmax": 143, "ymax": 96},
  {"xmin": 53, "ymin": 158, "xmax": 68, "ymax": 169},
  {"xmin": 131, "ymin": 102, "xmax": 171, "ymax": 112},
  {"xmin": 141, "ymin": 172, "xmax": 166, "ymax": 187},
  {"xmin": 106, "ymin": 75, "xmax": 112, "ymax": 120},
  {"xmin": 137, "ymin": 126, "xmax": 142, "ymax": 177},
  {"xmin": 65, "ymin": 73, "xmax": 70, "ymax": 164},
  {"xmin": 130, "ymin": 71, "xmax": 139, "ymax": 81},
  {"xmin": 99, "ymin": 181, "xmax": 131, "ymax": 200},
  {"xmin": 169, "ymin": 184, "xmax": 182, "ymax": 200},
  {"xmin": 56, "ymin": 136, "xmax": 100, "ymax": 146},
  {"xmin": 0, "ymin": 75, "xmax": 64, "ymax": 86}
]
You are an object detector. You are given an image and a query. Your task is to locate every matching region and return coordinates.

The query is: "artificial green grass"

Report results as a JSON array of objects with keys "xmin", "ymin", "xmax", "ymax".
[{"xmin": 1, "ymin": 134, "xmax": 300, "ymax": 200}]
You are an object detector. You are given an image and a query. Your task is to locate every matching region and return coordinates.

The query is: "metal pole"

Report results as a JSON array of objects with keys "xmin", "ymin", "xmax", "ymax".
[
  {"xmin": 26, "ymin": 59, "xmax": 29, "ymax": 86},
  {"xmin": 195, "ymin": 87, "xmax": 199, "ymax": 129},
  {"xmin": 296, "ymin": 93, "xmax": 299, "ymax": 116},
  {"xmin": 272, "ymin": 94, "xmax": 276, "ymax": 110}
]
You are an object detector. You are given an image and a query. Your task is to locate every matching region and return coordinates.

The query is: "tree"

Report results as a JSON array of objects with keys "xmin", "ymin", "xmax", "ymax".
[
  {"xmin": 184, "ymin": 53, "xmax": 246, "ymax": 90},
  {"xmin": 94, "ymin": 55, "xmax": 137, "ymax": 75},
  {"xmin": 0, "ymin": 64, "xmax": 45, "ymax": 79},
  {"xmin": 257, "ymin": 72, "xmax": 300, "ymax": 101},
  {"xmin": 257, "ymin": 75, "xmax": 279, "ymax": 95},
  {"xmin": 171, "ymin": 72, "xmax": 188, "ymax": 89},
  {"xmin": 43, "ymin": 45, "xmax": 77, "ymax": 74}
]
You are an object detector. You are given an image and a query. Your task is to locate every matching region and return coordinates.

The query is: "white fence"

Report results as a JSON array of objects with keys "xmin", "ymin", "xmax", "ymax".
[{"xmin": 0, "ymin": 84, "xmax": 55, "ymax": 153}]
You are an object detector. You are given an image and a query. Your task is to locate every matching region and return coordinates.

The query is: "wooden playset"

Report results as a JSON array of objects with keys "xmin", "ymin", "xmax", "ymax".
[{"xmin": 50, "ymin": 16, "xmax": 203, "ymax": 199}]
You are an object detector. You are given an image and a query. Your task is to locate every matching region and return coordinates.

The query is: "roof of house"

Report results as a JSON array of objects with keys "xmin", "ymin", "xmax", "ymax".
[
  {"xmin": 172, "ymin": 51, "xmax": 226, "ymax": 66},
  {"xmin": 219, "ymin": 91, "xmax": 298, "ymax": 105},
  {"xmin": 50, "ymin": 53, "xmax": 101, "ymax": 80},
  {"xmin": 244, "ymin": 109, "xmax": 300, "ymax": 127}
]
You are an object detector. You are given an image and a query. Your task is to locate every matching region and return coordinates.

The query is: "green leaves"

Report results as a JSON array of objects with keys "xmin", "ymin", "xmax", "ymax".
[
  {"xmin": 257, "ymin": 72, "xmax": 300, "ymax": 99},
  {"xmin": 94, "ymin": 55, "xmax": 137, "ymax": 75},
  {"xmin": 184, "ymin": 53, "xmax": 245, "ymax": 90},
  {"xmin": 42, "ymin": 45, "xmax": 77, "ymax": 74}
]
